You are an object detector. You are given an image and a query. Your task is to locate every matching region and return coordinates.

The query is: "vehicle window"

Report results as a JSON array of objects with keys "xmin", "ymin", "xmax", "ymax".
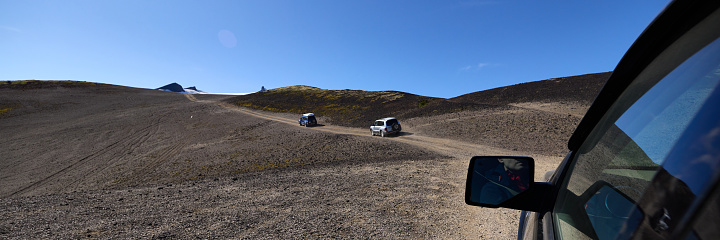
[
  {"xmin": 552, "ymin": 34, "xmax": 720, "ymax": 239},
  {"xmin": 387, "ymin": 119, "xmax": 397, "ymax": 126},
  {"xmin": 375, "ymin": 121, "xmax": 383, "ymax": 126}
]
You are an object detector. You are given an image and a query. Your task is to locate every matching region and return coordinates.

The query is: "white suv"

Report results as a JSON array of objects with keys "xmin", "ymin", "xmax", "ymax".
[{"xmin": 370, "ymin": 117, "xmax": 401, "ymax": 137}]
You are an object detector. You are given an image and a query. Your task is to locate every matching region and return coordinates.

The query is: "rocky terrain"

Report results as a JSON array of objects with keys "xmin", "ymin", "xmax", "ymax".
[{"xmin": 0, "ymin": 73, "xmax": 609, "ymax": 239}]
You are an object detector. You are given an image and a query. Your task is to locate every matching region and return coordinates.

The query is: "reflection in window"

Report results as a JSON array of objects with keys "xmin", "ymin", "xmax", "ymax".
[
  {"xmin": 615, "ymin": 37, "xmax": 720, "ymax": 164},
  {"xmin": 554, "ymin": 34, "xmax": 720, "ymax": 240}
]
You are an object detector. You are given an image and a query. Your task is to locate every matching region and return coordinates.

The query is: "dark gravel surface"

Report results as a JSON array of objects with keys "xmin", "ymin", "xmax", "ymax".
[
  {"xmin": 404, "ymin": 105, "xmax": 584, "ymax": 158},
  {"xmin": 1, "ymin": 159, "xmax": 467, "ymax": 239},
  {"xmin": 0, "ymin": 81, "xmax": 595, "ymax": 239}
]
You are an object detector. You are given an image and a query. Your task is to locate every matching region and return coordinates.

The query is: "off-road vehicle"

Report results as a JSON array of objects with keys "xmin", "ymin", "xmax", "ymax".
[
  {"xmin": 298, "ymin": 113, "xmax": 317, "ymax": 127},
  {"xmin": 370, "ymin": 117, "xmax": 401, "ymax": 137}
]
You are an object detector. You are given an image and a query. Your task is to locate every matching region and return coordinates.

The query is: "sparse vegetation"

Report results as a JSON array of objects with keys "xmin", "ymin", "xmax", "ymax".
[
  {"xmin": 418, "ymin": 98, "xmax": 430, "ymax": 107},
  {"xmin": 0, "ymin": 80, "xmax": 106, "ymax": 89},
  {"xmin": 0, "ymin": 107, "xmax": 11, "ymax": 116},
  {"xmin": 226, "ymin": 85, "xmax": 454, "ymax": 127},
  {"xmin": 224, "ymin": 72, "xmax": 611, "ymax": 128}
]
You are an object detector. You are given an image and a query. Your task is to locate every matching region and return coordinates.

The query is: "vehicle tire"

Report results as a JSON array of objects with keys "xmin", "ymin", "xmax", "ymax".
[
  {"xmin": 381, "ymin": 131, "xmax": 385, "ymax": 137},
  {"xmin": 371, "ymin": 130, "xmax": 375, "ymax": 136},
  {"xmin": 392, "ymin": 124, "xmax": 399, "ymax": 131}
]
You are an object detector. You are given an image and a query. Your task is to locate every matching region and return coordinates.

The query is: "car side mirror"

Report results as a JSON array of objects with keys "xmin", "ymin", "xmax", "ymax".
[
  {"xmin": 465, "ymin": 156, "xmax": 555, "ymax": 212},
  {"xmin": 465, "ymin": 156, "xmax": 534, "ymax": 207}
]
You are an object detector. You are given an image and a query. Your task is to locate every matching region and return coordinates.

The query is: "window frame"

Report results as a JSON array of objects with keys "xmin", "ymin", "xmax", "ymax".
[{"xmin": 551, "ymin": 4, "xmax": 720, "ymax": 239}]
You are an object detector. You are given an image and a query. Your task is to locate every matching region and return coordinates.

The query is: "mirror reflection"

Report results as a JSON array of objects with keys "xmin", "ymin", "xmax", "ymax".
[
  {"xmin": 468, "ymin": 156, "xmax": 531, "ymax": 205},
  {"xmin": 584, "ymin": 183, "xmax": 643, "ymax": 240}
]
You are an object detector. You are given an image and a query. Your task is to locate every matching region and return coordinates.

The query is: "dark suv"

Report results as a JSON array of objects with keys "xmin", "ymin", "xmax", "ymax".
[{"xmin": 465, "ymin": 1, "xmax": 720, "ymax": 239}]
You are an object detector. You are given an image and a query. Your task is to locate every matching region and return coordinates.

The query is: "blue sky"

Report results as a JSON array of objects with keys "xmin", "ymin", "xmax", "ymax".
[{"xmin": 1, "ymin": 0, "xmax": 670, "ymax": 98}]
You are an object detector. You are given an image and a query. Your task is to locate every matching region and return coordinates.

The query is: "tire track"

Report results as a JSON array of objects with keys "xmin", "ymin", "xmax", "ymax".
[
  {"xmin": 5, "ymin": 116, "xmax": 164, "ymax": 198},
  {"xmin": 130, "ymin": 139, "xmax": 189, "ymax": 183},
  {"xmin": 74, "ymin": 116, "xmax": 166, "ymax": 187}
]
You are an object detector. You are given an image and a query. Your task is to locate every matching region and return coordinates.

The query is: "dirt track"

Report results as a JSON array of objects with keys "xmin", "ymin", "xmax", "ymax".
[{"xmin": 0, "ymin": 85, "xmax": 574, "ymax": 239}]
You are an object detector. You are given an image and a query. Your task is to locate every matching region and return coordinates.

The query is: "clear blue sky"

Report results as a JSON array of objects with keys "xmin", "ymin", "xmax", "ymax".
[{"xmin": 1, "ymin": 0, "xmax": 670, "ymax": 98}]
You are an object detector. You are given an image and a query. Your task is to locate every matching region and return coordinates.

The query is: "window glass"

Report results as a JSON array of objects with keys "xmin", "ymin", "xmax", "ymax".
[
  {"xmin": 615, "ymin": 50, "xmax": 720, "ymax": 165},
  {"xmin": 552, "ymin": 35, "xmax": 720, "ymax": 239}
]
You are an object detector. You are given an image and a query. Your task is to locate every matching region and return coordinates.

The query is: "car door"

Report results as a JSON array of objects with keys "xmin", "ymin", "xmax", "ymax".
[
  {"xmin": 546, "ymin": 3, "xmax": 720, "ymax": 239},
  {"xmin": 371, "ymin": 120, "xmax": 381, "ymax": 132}
]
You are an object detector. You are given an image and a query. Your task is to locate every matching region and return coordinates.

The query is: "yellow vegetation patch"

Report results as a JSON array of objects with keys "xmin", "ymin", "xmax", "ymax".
[
  {"xmin": 0, "ymin": 108, "xmax": 11, "ymax": 115},
  {"xmin": 264, "ymin": 85, "xmax": 405, "ymax": 102},
  {"xmin": 2, "ymin": 80, "xmax": 100, "ymax": 85},
  {"xmin": 317, "ymin": 145, "xmax": 331, "ymax": 153},
  {"xmin": 269, "ymin": 85, "xmax": 322, "ymax": 92}
]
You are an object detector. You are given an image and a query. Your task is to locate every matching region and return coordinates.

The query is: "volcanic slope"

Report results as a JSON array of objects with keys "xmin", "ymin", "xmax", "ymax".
[
  {"xmin": 0, "ymin": 72, "xmax": 609, "ymax": 239},
  {"xmin": 0, "ymin": 81, "xmax": 474, "ymax": 239},
  {"xmin": 226, "ymin": 71, "xmax": 612, "ymax": 157},
  {"xmin": 0, "ymin": 81, "xmax": 446, "ymax": 197}
]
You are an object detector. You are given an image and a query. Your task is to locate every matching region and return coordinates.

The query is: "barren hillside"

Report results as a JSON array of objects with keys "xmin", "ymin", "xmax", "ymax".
[
  {"xmin": 226, "ymin": 72, "xmax": 611, "ymax": 157},
  {"xmin": 0, "ymin": 73, "xmax": 609, "ymax": 239}
]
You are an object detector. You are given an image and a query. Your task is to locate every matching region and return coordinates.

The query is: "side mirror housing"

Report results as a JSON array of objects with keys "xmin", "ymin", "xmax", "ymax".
[{"xmin": 465, "ymin": 156, "xmax": 553, "ymax": 212}]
